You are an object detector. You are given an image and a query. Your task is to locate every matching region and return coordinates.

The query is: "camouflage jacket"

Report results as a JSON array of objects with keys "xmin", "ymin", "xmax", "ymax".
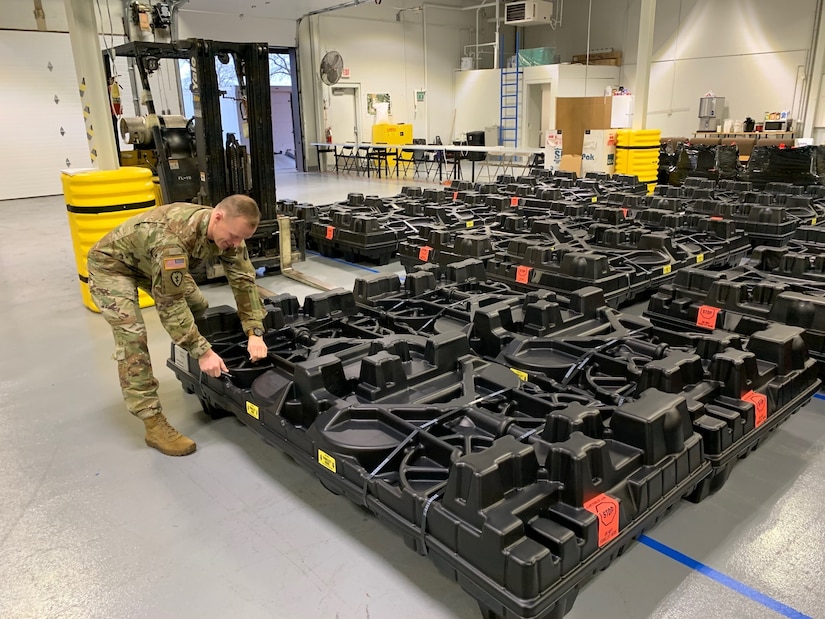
[{"xmin": 88, "ymin": 202, "xmax": 265, "ymax": 358}]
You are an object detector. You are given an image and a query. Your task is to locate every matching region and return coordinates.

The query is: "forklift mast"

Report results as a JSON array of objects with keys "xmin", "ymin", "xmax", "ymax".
[{"xmin": 103, "ymin": 38, "xmax": 276, "ymax": 215}]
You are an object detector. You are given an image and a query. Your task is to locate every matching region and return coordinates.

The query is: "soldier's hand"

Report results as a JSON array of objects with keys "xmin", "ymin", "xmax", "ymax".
[
  {"xmin": 199, "ymin": 349, "xmax": 229, "ymax": 378},
  {"xmin": 248, "ymin": 335, "xmax": 267, "ymax": 362}
]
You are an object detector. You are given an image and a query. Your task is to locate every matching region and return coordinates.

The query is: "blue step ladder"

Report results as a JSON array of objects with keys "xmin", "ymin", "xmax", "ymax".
[{"xmin": 498, "ymin": 32, "xmax": 522, "ymax": 176}]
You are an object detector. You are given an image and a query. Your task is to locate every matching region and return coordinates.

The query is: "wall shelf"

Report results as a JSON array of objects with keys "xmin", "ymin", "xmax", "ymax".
[{"xmin": 694, "ymin": 131, "xmax": 795, "ymax": 141}]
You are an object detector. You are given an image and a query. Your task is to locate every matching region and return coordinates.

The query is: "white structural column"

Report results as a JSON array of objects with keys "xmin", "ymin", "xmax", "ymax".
[
  {"xmin": 64, "ymin": 0, "xmax": 119, "ymax": 169},
  {"xmin": 802, "ymin": 0, "xmax": 825, "ymax": 140},
  {"xmin": 632, "ymin": 0, "xmax": 656, "ymax": 130}
]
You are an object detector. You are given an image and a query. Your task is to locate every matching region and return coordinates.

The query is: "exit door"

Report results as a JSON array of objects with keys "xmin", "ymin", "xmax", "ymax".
[{"xmin": 328, "ymin": 85, "xmax": 361, "ymax": 144}]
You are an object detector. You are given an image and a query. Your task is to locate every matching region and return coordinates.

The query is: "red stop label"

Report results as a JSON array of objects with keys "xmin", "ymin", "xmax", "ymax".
[
  {"xmin": 696, "ymin": 305, "xmax": 720, "ymax": 329},
  {"xmin": 515, "ymin": 265, "xmax": 532, "ymax": 284},
  {"xmin": 742, "ymin": 390, "xmax": 768, "ymax": 427},
  {"xmin": 325, "ymin": 225, "xmax": 335, "ymax": 240},
  {"xmin": 584, "ymin": 493, "xmax": 620, "ymax": 547},
  {"xmin": 419, "ymin": 245, "xmax": 433, "ymax": 261}
]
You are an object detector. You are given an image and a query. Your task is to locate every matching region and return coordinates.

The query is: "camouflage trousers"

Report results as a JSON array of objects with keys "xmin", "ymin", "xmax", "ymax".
[{"xmin": 88, "ymin": 256, "xmax": 207, "ymax": 420}]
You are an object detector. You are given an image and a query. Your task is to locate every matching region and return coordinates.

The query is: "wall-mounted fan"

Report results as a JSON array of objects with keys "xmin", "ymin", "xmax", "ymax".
[{"xmin": 320, "ymin": 50, "xmax": 344, "ymax": 86}]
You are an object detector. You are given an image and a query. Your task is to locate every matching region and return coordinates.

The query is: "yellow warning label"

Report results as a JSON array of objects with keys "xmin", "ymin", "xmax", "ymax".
[
  {"xmin": 510, "ymin": 368, "xmax": 528, "ymax": 381},
  {"xmin": 318, "ymin": 449, "xmax": 337, "ymax": 473},
  {"xmin": 696, "ymin": 253, "xmax": 705, "ymax": 263},
  {"xmin": 245, "ymin": 401, "xmax": 259, "ymax": 419},
  {"xmin": 663, "ymin": 264, "xmax": 672, "ymax": 275},
  {"xmin": 813, "ymin": 218, "xmax": 818, "ymax": 226},
  {"xmin": 466, "ymin": 220, "xmax": 475, "ymax": 227},
  {"xmin": 591, "ymin": 196, "xmax": 598, "ymax": 203}
]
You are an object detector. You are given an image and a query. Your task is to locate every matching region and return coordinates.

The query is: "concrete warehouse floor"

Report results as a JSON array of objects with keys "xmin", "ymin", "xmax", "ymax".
[{"xmin": 1, "ymin": 169, "xmax": 823, "ymax": 619}]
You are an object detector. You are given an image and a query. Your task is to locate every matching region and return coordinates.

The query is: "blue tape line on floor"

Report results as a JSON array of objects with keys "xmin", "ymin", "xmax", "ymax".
[
  {"xmin": 813, "ymin": 392, "xmax": 825, "ymax": 401},
  {"xmin": 639, "ymin": 535, "xmax": 812, "ymax": 618},
  {"xmin": 306, "ymin": 251, "xmax": 380, "ymax": 273}
]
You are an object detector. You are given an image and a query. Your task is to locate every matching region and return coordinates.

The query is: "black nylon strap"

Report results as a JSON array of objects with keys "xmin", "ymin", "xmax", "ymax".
[
  {"xmin": 615, "ymin": 145, "xmax": 660, "ymax": 150},
  {"xmin": 66, "ymin": 200, "xmax": 155, "ymax": 214}
]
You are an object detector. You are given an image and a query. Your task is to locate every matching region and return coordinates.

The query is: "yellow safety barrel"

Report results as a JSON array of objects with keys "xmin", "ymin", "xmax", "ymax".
[
  {"xmin": 615, "ymin": 129, "xmax": 662, "ymax": 193},
  {"xmin": 62, "ymin": 167, "xmax": 157, "ymax": 311}
]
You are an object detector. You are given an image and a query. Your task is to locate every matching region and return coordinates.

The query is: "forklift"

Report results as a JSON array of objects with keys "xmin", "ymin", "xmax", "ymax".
[{"xmin": 103, "ymin": 38, "xmax": 312, "ymax": 282}]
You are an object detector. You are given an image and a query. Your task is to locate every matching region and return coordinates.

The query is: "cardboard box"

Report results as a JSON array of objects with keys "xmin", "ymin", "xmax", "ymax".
[
  {"xmin": 544, "ymin": 130, "xmax": 564, "ymax": 171},
  {"xmin": 559, "ymin": 154, "xmax": 582, "ymax": 176},
  {"xmin": 581, "ymin": 129, "xmax": 617, "ymax": 175},
  {"xmin": 571, "ymin": 51, "xmax": 623, "ymax": 66}
]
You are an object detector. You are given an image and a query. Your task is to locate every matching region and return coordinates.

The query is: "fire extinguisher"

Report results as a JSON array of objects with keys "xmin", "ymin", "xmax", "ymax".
[
  {"xmin": 325, "ymin": 127, "xmax": 333, "ymax": 143},
  {"xmin": 109, "ymin": 78, "xmax": 122, "ymax": 116}
]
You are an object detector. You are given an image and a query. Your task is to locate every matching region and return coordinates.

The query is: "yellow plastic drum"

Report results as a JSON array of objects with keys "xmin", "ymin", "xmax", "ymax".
[
  {"xmin": 614, "ymin": 129, "xmax": 662, "ymax": 194},
  {"xmin": 61, "ymin": 167, "xmax": 157, "ymax": 311}
]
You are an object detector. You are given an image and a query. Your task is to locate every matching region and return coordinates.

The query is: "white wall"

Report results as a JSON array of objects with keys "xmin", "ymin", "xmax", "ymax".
[
  {"xmin": 553, "ymin": 64, "xmax": 618, "ymax": 96},
  {"xmin": 630, "ymin": 0, "xmax": 815, "ymax": 136},
  {"xmin": 517, "ymin": 0, "xmax": 820, "ymax": 138},
  {"xmin": 454, "ymin": 63, "xmax": 619, "ymax": 146},
  {"xmin": 297, "ymin": 5, "xmax": 476, "ymax": 170},
  {"xmin": 177, "ymin": 10, "xmax": 296, "ymax": 46},
  {"xmin": 454, "ymin": 69, "xmax": 501, "ymax": 139}
]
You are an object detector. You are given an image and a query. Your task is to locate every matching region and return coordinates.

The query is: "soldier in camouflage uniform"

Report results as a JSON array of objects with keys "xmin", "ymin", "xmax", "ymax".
[{"xmin": 88, "ymin": 194, "xmax": 268, "ymax": 456}]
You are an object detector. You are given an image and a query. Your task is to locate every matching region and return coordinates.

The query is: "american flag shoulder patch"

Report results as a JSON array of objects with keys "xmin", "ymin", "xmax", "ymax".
[{"xmin": 163, "ymin": 255, "xmax": 187, "ymax": 270}]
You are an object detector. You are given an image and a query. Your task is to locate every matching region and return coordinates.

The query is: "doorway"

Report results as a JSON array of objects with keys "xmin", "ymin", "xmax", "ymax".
[
  {"xmin": 270, "ymin": 88, "xmax": 294, "ymax": 159},
  {"xmin": 179, "ymin": 49, "xmax": 303, "ymax": 174},
  {"xmin": 321, "ymin": 84, "xmax": 362, "ymax": 172},
  {"xmin": 327, "ymin": 84, "xmax": 362, "ymax": 144},
  {"xmin": 525, "ymin": 81, "xmax": 552, "ymax": 148}
]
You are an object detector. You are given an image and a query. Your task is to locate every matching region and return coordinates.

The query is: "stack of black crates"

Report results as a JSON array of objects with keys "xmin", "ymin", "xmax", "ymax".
[{"xmin": 168, "ymin": 167, "xmax": 825, "ymax": 619}]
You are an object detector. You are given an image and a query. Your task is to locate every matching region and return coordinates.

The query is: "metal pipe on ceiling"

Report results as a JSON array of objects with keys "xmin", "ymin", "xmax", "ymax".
[{"xmin": 299, "ymin": 0, "xmax": 370, "ymax": 21}]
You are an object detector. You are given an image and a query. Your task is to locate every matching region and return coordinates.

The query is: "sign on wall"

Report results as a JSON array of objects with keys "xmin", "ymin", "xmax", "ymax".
[{"xmin": 366, "ymin": 93, "xmax": 391, "ymax": 115}]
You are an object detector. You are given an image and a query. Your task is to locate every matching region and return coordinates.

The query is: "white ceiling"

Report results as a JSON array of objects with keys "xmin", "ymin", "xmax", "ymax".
[{"xmin": 177, "ymin": 0, "xmax": 474, "ymax": 22}]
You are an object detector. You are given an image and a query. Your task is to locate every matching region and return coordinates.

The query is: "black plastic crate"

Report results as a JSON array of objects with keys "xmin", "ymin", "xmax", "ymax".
[
  {"xmin": 687, "ymin": 198, "xmax": 799, "ymax": 247},
  {"xmin": 645, "ymin": 260, "xmax": 825, "ymax": 373},
  {"xmin": 488, "ymin": 306, "xmax": 820, "ymax": 502},
  {"xmin": 167, "ymin": 319, "xmax": 711, "ymax": 619},
  {"xmin": 308, "ymin": 208, "xmax": 400, "ymax": 264},
  {"xmin": 483, "ymin": 218, "xmax": 749, "ymax": 307}
]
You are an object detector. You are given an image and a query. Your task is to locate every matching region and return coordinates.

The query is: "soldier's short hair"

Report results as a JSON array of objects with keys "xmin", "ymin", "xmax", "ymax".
[{"xmin": 216, "ymin": 194, "xmax": 260, "ymax": 227}]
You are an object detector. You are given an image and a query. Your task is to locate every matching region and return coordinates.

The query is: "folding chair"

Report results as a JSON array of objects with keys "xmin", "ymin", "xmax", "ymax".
[
  {"xmin": 429, "ymin": 136, "xmax": 447, "ymax": 181},
  {"xmin": 400, "ymin": 139, "xmax": 427, "ymax": 179},
  {"xmin": 395, "ymin": 147, "xmax": 415, "ymax": 177},
  {"xmin": 412, "ymin": 148, "xmax": 434, "ymax": 179},
  {"xmin": 354, "ymin": 144, "xmax": 371, "ymax": 175},
  {"xmin": 493, "ymin": 153, "xmax": 516, "ymax": 178},
  {"xmin": 335, "ymin": 143, "xmax": 357, "ymax": 173},
  {"xmin": 367, "ymin": 143, "xmax": 391, "ymax": 178},
  {"xmin": 446, "ymin": 151, "xmax": 462, "ymax": 180}
]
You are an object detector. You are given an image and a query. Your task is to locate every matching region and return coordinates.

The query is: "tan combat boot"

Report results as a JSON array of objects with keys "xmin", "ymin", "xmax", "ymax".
[{"xmin": 143, "ymin": 413, "xmax": 197, "ymax": 456}]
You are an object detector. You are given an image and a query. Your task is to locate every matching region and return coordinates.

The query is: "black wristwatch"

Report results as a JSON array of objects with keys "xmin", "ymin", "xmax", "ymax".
[{"xmin": 248, "ymin": 327, "xmax": 265, "ymax": 337}]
